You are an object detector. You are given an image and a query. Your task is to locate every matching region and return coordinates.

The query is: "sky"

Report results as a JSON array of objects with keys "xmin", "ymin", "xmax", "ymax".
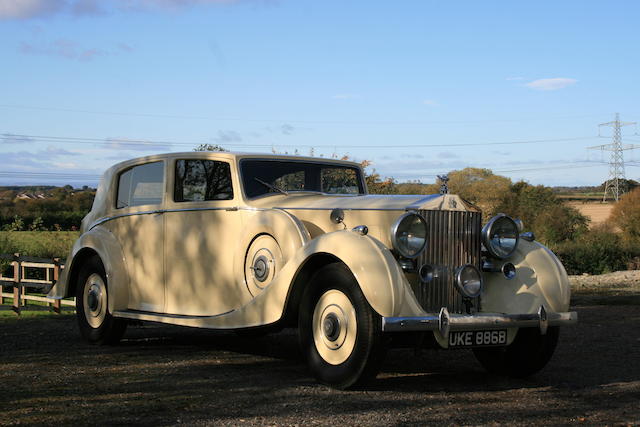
[{"xmin": 1, "ymin": 0, "xmax": 640, "ymax": 188}]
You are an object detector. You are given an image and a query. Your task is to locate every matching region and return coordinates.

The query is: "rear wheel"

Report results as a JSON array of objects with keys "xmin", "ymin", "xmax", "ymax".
[
  {"xmin": 298, "ymin": 263, "xmax": 386, "ymax": 389},
  {"xmin": 75, "ymin": 256, "xmax": 127, "ymax": 345},
  {"xmin": 473, "ymin": 327, "xmax": 559, "ymax": 378}
]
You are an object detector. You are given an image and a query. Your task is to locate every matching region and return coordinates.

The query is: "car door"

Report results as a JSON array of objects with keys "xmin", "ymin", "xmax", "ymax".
[
  {"xmin": 107, "ymin": 161, "xmax": 166, "ymax": 312},
  {"xmin": 163, "ymin": 157, "xmax": 250, "ymax": 316}
]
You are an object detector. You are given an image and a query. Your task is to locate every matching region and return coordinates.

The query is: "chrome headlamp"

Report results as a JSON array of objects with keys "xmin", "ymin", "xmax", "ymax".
[
  {"xmin": 482, "ymin": 214, "xmax": 520, "ymax": 259},
  {"xmin": 391, "ymin": 212, "xmax": 427, "ymax": 259}
]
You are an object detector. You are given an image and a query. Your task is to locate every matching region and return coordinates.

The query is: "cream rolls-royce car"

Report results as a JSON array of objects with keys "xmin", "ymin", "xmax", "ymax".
[{"xmin": 49, "ymin": 152, "xmax": 577, "ymax": 389}]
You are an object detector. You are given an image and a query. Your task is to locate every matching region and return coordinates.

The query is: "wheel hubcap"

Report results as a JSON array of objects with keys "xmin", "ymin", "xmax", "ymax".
[
  {"xmin": 87, "ymin": 288, "xmax": 99, "ymax": 311},
  {"xmin": 83, "ymin": 274, "xmax": 107, "ymax": 329},
  {"xmin": 323, "ymin": 313, "xmax": 341, "ymax": 342},
  {"xmin": 252, "ymin": 255, "xmax": 269, "ymax": 282},
  {"xmin": 312, "ymin": 289, "xmax": 357, "ymax": 365}
]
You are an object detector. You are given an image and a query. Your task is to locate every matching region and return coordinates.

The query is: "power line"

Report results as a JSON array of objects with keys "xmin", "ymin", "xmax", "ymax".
[
  {"xmin": 0, "ymin": 171, "xmax": 101, "ymax": 179},
  {"xmin": 1, "ymin": 132, "xmax": 600, "ymax": 150},
  {"xmin": 2, "ymin": 161, "xmax": 605, "ymax": 182},
  {"xmin": 0, "ymin": 103, "xmax": 608, "ymax": 125}
]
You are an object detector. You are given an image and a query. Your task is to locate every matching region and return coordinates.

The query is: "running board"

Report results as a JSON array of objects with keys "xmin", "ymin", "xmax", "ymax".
[{"xmin": 113, "ymin": 309, "xmax": 237, "ymax": 329}]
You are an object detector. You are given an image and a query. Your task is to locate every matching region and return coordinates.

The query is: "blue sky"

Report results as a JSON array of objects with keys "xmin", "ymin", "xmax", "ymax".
[{"xmin": 1, "ymin": 0, "xmax": 640, "ymax": 187}]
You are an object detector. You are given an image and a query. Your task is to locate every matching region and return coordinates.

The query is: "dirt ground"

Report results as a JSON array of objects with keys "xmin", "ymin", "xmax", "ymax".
[
  {"xmin": 1, "ymin": 292, "xmax": 639, "ymax": 425},
  {"xmin": 0, "ymin": 271, "xmax": 640, "ymax": 425},
  {"xmin": 566, "ymin": 201, "xmax": 614, "ymax": 227}
]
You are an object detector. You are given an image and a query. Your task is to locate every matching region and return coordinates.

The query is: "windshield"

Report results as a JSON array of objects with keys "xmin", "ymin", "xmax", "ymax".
[{"xmin": 241, "ymin": 159, "xmax": 365, "ymax": 198}]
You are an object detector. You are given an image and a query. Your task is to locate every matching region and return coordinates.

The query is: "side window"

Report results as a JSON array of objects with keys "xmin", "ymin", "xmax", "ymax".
[
  {"xmin": 116, "ymin": 161, "xmax": 164, "ymax": 208},
  {"xmin": 174, "ymin": 159, "xmax": 234, "ymax": 202}
]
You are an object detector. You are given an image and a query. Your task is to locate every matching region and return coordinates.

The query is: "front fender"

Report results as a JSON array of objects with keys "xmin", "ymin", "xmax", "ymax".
[
  {"xmin": 481, "ymin": 239, "xmax": 571, "ymax": 314},
  {"xmin": 47, "ymin": 226, "xmax": 130, "ymax": 313},
  {"xmin": 295, "ymin": 230, "xmax": 424, "ymax": 318},
  {"xmin": 196, "ymin": 230, "xmax": 423, "ymax": 329}
]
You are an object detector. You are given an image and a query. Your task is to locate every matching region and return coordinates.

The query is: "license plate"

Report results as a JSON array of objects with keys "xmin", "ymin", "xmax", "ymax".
[{"xmin": 448, "ymin": 330, "xmax": 507, "ymax": 348}]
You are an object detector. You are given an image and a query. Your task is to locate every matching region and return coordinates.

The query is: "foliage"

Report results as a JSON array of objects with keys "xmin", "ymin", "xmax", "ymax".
[
  {"xmin": 395, "ymin": 181, "xmax": 439, "ymax": 195},
  {"xmin": 446, "ymin": 168, "xmax": 511, "ymax": 217},
  {"xmin": 6, "ymin": 215, "xmax": 25, "ymax": 231},
  {"xmin": 0, "ymin": 186, "xmax": 94, "ymax": 231},
  {"xmin": 610, "ymin": 187, "xmax": 640, "ymax": 242},
  {"xmin": 194, "ymin": 144, "xmax": 227, "ymax": 152},
  {"xmin": 497, "ymin": 181, "xmax": 589, "ymax": 244},
  {"xmin": 599, "ymin": 178, "xmax": 639, "ymax": 193},
  {"xmin": 0, "ymin": 231, "xmax": 78, "ymax": 260},
  {"xmin": 551, "ymin": 225, "xmax": 640, "ymax": 275}
]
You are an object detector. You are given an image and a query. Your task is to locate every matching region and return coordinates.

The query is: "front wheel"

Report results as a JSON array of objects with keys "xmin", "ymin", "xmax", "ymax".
[
  {"xmin": 298, "ymin": 263, "xmax": 386, "ymax": 389},
  {"xmin": 473, "ymin": 327, "xmax": 560, "ymax": 378},
  {"xmin": 75, "ymin": 256, "xmax": 127, "ymax": 345}
]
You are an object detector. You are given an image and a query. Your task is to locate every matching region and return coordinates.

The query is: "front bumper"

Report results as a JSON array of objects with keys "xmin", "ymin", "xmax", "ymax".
[{"xmin": 382, "ymin": 305, "xmax": 577, "ymax": 337}]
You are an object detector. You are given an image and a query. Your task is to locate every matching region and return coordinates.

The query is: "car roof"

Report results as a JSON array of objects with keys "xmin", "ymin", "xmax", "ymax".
[{"xmin": 108, "ymin": 151, "xmax": 363, "ymax": 170}]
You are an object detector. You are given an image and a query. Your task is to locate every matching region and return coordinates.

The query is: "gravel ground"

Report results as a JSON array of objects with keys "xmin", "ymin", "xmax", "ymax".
[
  {"xmin": 570, "ymin": 270, "xmax": 640, "ymax": 292},
  {"xmin": 2, "ymin": 273, "xmax": 640, "ymax": 426}
]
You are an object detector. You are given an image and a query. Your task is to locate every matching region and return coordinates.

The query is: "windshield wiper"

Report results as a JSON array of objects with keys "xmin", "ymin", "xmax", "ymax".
[{"xmin": 254, "ymin": 178, "xmax": 288, "ymax": 195}]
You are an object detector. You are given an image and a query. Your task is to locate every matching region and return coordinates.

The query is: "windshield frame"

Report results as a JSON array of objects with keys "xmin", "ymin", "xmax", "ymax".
[{"xmin": 238, "ymin": 158, "xmax": 367, "ymax": 200}]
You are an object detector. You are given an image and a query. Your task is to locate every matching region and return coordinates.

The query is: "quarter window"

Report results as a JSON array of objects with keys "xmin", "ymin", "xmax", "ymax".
[
  {"xmin": 174, "ymin": 159, "xmax": 234, "ymax": 202},
  {"xmin": 116, "ymin": 161, "xmax": 164, "ymax": 208}
]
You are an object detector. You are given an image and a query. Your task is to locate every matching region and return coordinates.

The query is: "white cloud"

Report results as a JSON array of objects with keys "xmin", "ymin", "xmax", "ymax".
[
  {"xmin": 44, "ymin": 146, "xmax": 81, "ymax": 157},
  {"xmin": 0, "ymin": 0, "xmax": 257, "ymax": 20},
  {"xmin": 20, "ymin": 39, "xmax": 107, "ymax": 61},
  {"xmin": 280, "ymin": 124, "xmax": 294, "ymax": 135},
  {"xmin": 0, "ymin": 0, "xmax": 64, "ymax": 20},
  {"xmin": 1, "ymin": 133, "xmax": 34, "ymax": 144},
  {"xmin": 53, "ymin": 162, "xmax": 79, "ymax": 169},
  {"xmin": 103, "ymin": 137, "xmax": 171, "ymax": 151},
  {"xmin": 525, "ymin": 78, "xmax": 577, "ymax": 91},
  {"xmin": 212, "ymin": 130, "xmax": 242, "ymax": 144},
  {"xmin": 422, "ymin": 99, "xmax": 438, "ymax": 106},
  {"xmin": 438, "ymin": 151, "xmax": 458, "ymax": 159}
]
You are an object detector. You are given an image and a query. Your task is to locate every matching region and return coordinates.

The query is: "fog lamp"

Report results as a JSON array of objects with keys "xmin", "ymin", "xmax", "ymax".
[{"xmin": 455, "ymin": 264, "xmax": 483, "ymax": 298}]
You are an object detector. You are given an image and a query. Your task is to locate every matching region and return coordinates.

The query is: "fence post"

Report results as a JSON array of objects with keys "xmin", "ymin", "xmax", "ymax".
[
  {"xmin": 12, "ymin": 253, "xmax": 20, "ymax": 315},
  {"xmin": 52, "ymin": 258, "xmax": 61, "ymax": 314}
]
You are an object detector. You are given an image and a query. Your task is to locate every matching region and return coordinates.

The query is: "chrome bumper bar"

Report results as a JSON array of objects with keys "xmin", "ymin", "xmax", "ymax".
[{"xmin": 381, "ymin": 306, "xmax": 578, "ymax": 337}]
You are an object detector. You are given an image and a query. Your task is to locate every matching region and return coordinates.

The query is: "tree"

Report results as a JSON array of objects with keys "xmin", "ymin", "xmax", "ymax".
[
  {"xmin": 610, "ymin": 187, "xmax": 640, "ymax": 241},
  {"xmin": 599, "ymin": 178, "xmax": 639, "ymax": 193},
  {"xmin": 497, "ymin": 181, "xmax": 589, "ymax": 244},
  {"xmin": 445, "ymin": 168, "xmax": 511, "ymax": 217},
  {"xmin": 194, "ymin": 144, "xmax": 227, "ymax": 152}
]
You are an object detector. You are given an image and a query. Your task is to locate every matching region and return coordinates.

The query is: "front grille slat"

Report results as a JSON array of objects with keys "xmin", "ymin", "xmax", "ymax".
[{"xmin": 417, "ymin": 210, "xmax": 482, "ymax": 314}]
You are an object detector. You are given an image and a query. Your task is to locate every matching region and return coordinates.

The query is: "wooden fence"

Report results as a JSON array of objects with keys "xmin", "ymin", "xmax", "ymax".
[{"xmin": 0, "ymin": 254, "xmax": 75, "ymax": 314}]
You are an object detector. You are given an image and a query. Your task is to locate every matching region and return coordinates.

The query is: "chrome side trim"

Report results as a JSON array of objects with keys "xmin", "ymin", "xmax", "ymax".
[
  {"xmin": 272, "ymin": 207, "xmax": 405, "ymax": 211},
  {"xmin": 89, "ymin": 206, "xmax": 244, "ymax": 230},
  {"xmin": 381, "ymin": 306, "xmax": 578, "ymax": 337},
  {"xmin": 90, "ymin": 209, "xmax": 164, "ymax": 229}
]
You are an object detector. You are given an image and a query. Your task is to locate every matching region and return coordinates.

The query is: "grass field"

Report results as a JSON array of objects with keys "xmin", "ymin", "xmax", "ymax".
[
  {"xmin": 566, "ymin": 201, "xmax": 614, "ymax": 227},
  {"xmin": 0, "ymin": 231, "xmax": 78, "ymax": 260}
]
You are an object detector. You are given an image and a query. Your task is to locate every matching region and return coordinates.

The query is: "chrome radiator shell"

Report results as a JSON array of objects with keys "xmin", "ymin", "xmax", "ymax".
[{"xmin": 413, "ymin": 210, "xmax": 483, "ymax": 314}]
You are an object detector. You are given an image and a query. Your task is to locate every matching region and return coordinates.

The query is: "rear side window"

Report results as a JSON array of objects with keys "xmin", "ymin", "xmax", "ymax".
[
  {"xmin": 174, "ymin": 159, "xmax": 234, "ymax": 202},
  {"xmin": 116, "ymin": 161, "xmax": 164, "ymax": 208}
]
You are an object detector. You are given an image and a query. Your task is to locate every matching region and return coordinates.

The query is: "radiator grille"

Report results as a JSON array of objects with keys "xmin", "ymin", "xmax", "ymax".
[{"xmin": 413, "ymin": 210, "xmax": 482, "ymax": 314}]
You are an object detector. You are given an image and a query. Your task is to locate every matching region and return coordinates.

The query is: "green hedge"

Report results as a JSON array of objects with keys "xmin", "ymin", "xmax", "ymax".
[
  {"xmin": 551, "ymin": 229, "xmax": 640, "ymax": 275},
  {"xmin": 0, "ymin": 231, "xmax": 78, "ymax": 260}
]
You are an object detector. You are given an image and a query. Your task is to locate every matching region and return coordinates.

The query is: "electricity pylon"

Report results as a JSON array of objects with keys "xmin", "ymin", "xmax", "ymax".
[{"xmin": 588, "ymin": 113, "xmax": 639, "ymax": 202}]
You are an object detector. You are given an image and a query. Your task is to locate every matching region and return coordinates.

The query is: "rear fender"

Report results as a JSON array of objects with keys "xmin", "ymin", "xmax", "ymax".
[{"xmin": 47, "ymin": 227, "xmax": 130, "ymax": 313}]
